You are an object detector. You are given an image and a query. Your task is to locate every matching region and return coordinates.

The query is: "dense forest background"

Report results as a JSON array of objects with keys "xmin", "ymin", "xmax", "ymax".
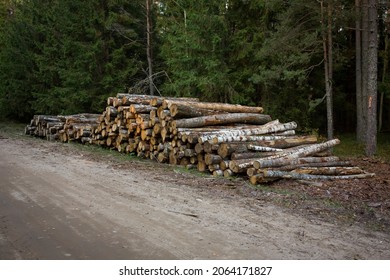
[{"xmin": 0, "ymin": 0, "xmax": 389, "ymax": 138}]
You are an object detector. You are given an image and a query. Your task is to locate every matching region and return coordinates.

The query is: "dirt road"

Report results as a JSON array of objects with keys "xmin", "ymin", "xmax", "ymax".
[{"xmin": 0, "ymin": 135, "xmax": 389, "ymax": 259}]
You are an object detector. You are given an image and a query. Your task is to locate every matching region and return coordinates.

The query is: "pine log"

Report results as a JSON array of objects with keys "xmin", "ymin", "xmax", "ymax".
[
  {"xmin": 120, "ymin": 94, "xmax": 156, "ymax": 105},
  {"xmin": 151, "ymin": 96, "xmax": 199, "ymax": 107},
  {"xmin": 218, "ymin": 142, "xmax": 248, "ymax": 158},
  {"xmin": 250, "ymin": 135, "xmax": 318, "ymax": 149},
  {"xmin": 130, "ymin": 104, "xmax": 157, "ymax": 114},
  {"xmin": 164, "ymin": 100, "xmax": 264, "ymax": 113},
  {"xmin": 204, "ymin": 154, "xmax": 223, "ymax": 165},
  {"xmin": 203, "ymin": 142, "xmax": 219, "ymax": 154},
  {"xmin": 169, "ymin": 103, "xmax": 224, "ymax": 118},
  {"xmin": 195, "ymin": 143, "xmax": 204, "ymax": 154},
  {"xmin": 106, "ymin": 106, "xmax": 118, "ymax": 119},
  {"xmin": 172, "ymin": 113, "xmax": 272, "ymax": 129},
  {"xmin": 229, "ymin": 159, "xmax": 256, "ymax": 173},
  {"xmin": 197, "ymin": 160, "xmax": 207, "ymax": 172}
]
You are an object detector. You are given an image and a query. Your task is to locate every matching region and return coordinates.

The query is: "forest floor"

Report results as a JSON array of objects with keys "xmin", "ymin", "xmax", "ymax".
[{"xmin": 0, "ymin": 122, "xmax": 389, "ymax": 259}]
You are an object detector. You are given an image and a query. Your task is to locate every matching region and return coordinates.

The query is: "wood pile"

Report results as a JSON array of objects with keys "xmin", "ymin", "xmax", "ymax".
[
  {"xmin": 25, "ymin": 114, "xmax": 100, "ymax": 143},
  {"xmin": 25, "ymin": 93, "xmax": 375, "ymax": 183}
]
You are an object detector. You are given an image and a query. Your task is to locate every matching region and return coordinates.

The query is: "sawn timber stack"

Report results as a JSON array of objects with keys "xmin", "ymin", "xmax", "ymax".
[{"xmin": 25, "ymin": 93, "xmax": 374, "ymax": 183}]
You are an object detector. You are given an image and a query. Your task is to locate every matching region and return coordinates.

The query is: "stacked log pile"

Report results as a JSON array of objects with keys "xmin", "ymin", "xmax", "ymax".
[
  {"xmin": 25, "ymin": 114, "xmax": 100, "ymax": 143},
  {"xmin": 58, "ymin": 114, "xmax": 100, "ymax": 144},
  {"xmin": 25, "ymin": 115, "xmax": 65, "ymax": 141},
  {"xmin": 25, "ymin": 93, "xmax": 374, "ymax": 183}
]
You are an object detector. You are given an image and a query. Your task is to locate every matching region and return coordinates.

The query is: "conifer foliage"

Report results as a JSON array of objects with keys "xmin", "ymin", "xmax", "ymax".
[{"xmin": 0, "ymin": 0, "xmax": 388, "ymax": 151}]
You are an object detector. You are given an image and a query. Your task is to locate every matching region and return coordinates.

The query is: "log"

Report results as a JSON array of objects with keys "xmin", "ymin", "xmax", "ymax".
[
  {"xmin": 223, "ymin": 169, "xmax": 234, "ymax": 178},
  {"xmin": 252, "ymin": 139, "xmax": 341, "ymax": 169},
  {"xmin": 172, "ymin": 113, "xmax": 272, "ymax": 129},
  {"xmin": 164, "ymin": 100, "xmax": 264, "ymax": 113},
  {"xmin": 210, "ymin": 132, "xmax": 296, "ymax": 144},
  {"xmin": 231, "ymin": 151, "xmax": 277, "ymax": 160},
  {"xmin": 246, "ymin": 135, "xmax": 318, "ymax": 149},
  {"xmin": 229, "ymin": 159, "xmax": 256, "ymax": 173},
  {"xmin": 130, "ymin": 104, "xmax": 157, "ymax": 114},
  {"xmin": 259, "ymin": 170, "xmax": 375, "ymax": 180},
  {"xmin": 169, "ymin": 103, "xmax": 224, "ymax": 118},
  {"xmin": 204, "ymin": 154, "xmax": 223, "ymax": 165},
  {"xmin": 247, "ymin": 145, "xmax": 284, "ymax": 152},
  {"xmin": 151, "ymin": 96, "xmax": 199, "ymax": 107},
  {"xmin": 199, "ymin": 122, "xmax": 298, "ymax": 143},
  {"xmin": 278, "ymin": 160, "xmax": 351, "ymax": 171},
  {"xmin": 120, "ymin": 94, "xmax": 156, "ymax": 105},
  {"xmin": 218, "ymin": 142, "xmax": 248, "ymax": 158},
  {"xmin": 213, "ymin": 170, "xmax": 224, "ymax": 176},
  {"xmin": 291, "ymin": 166, "xmax": 364, "ymax": 175}
]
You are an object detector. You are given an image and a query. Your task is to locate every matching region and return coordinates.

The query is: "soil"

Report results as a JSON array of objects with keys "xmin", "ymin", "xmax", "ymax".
[{"xmin": 0, "ymin": 131, "xmax": 389, "ymax": 260}]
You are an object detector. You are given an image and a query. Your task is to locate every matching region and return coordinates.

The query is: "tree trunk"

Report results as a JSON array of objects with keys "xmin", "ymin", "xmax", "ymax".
[
  {"xmin": 365, "ymin": 0, "xmax": 378, "ymax": 156},
  {"xmin": 359, "ymin": 0, "xmax": 370, "ymax": 143},
  {"xmin": 379, "ymin": 29, "xmax": 388, "ymax": 132},
  {"xmin": 291, "ymin": 166, "xmax": 364, "ymax": 175},
  {"xmin": 258, "ymin": 170, "xmax": 375, "ymax": 180},
  {"xmin": 169, "ymin": 103, "xmax": 224, "ymax": 118},
  {"xmin": 198, "ymin": 122, "xmax": 297, "ymax": 143},
  {"xmin": 164, "ymin": 100, "xmax": 264, "ymax": 113},
  {"xmin": 210, "ymin": 131, "xmax": 296, "ymax": 144},
  {"xmin": 356, "ymin": 0, "xmax": 364, "ymax": 140},
  {"xmin": 146, "ymin": 0, "xmax": 154, "ymax": 96},
  {"xmin": 172, "ymin": 113, "xmax": 272, "ymax": 129},
  {"xmin": 252, "ymin": 139, "xmax": 340, "ymax": 169},
  {"xmin": 321, "ymin": 0, "xmax": 334, "ymax": 140}
]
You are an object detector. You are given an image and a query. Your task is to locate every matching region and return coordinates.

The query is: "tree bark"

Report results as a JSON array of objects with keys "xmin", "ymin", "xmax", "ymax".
[
  {"xmin": 164, "ymin": 100, "xmax": 264, "ymax": 113},
  {"xmin": 169, "ymin": 103, "xmax": 224, "ymax": 118},
  {"xmin": 356, "ymin": 0, "xmax": 364, "ymax": 140},
  {"xmin": 172, "ymin": 113, "xmax": 271, "ymax": 129},
  {"xmin": 321, "ymin": 0, "xmax": 334, "ymax": 140},
  {"xmin": 210, "ymin": 131, "xmax": 296, "ymax": 144},
  {"xmin": 146, "ymin": 0, "xmax": 154, "ymax": 95},
  {"xmin": 259, "ymin": 170, "xmax": 375, "ymax": 180},
  {"xmin": 198, "ymin": 122, "xmax": 297, "ymax": 143},
  {"xmin": 365, "ymin": 0, "xmax": 378, "ymax": 156},
  {"xmin": 252, "ymin": 139, "xmax": 340, "ymax": 169},
  {"xmin": 360, "ymin": 0, "xmax": 370, "ymax": 143}
]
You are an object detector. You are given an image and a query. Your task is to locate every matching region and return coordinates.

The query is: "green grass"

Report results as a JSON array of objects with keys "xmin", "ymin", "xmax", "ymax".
[
  {"xmin": 333, "ymin": 133, "xmax": 390, "ymax": 162},
  {"xmin": 0, "ymin": 121, "xmax": 27, "ymax": 138}
]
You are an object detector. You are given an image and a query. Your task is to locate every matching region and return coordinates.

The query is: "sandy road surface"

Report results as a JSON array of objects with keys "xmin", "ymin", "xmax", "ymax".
[{"xmin": 0, "ymin": 136, "xmax": 389, "ymax": 259}]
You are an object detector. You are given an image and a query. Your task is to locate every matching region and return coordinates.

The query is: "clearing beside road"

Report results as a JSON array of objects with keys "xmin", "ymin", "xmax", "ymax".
[{"xmin": 0, "ymin": 128, "xmax": 389, "ymax": 259}]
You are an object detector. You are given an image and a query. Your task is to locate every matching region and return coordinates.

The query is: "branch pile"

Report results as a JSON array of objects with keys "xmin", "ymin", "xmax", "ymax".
[{"xmin": 25, "ymin": 94, "xmax": 374, "ymax": 183}]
